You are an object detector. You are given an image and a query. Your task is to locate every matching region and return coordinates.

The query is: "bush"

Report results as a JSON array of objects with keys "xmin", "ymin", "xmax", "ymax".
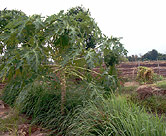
[
  {"xmin": 136, "ymin": 66, "xmax": 154, "ymax": 84},
  {"xmin": 67, "ymin": 95, "xmax": 166, "ymax": 136}
]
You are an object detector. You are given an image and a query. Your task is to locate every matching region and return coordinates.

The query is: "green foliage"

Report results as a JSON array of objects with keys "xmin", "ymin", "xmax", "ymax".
[
  {"xmin": 136, "ymin": 66, "xmax": 164, "ymax": 84},
  {"xmin": 0, "ymin": 7, "xmax": 126, "ymax": 90},
  {"xmin": 155, "ymin": 80, "xmax": 166, "ymax": 89},
  {"xmin": 104, "ymin": 50, "xmax": 119, "ymax": 67},
  {"xmin": 136, "ymin": 66, "xmax": 154, "ymax": 84},
  {"xmin": 66, "ymin": 95, "xmax": 166, "ymax": 136},
  {"xmin": 1, "ymin": 77, "xmax": 23, "ymax": 106},
  {"xmin": 0, "ymin": 7, "xmax": 128, "ymax": 135},
  {"xmin": 0, "ymin": 109, "xmax": 26, "ymax": 135},
  {"xmin": 158, "ymin": 53, "xmax": 166, "ymax": 60},
  {"xmin": 1, "ymin": 77, "xmax": 97, "ymax": 134},
  {"xmin": 0, "ymin": 7, "xmax": 127, "ymax": 118},
  {"xmin": 130, "ymin": 92, "xmax": 166, "ymax": 114},
  {"xmin": 141, "ymin": 95, "xmax": 166, "ymax": 113},
  {"xmin": 153, "ymin": 73, "xmax": 164, "ymax": 82},
  {"xmin": 103, "ymin": 37, "xmax": 127, "ymax": 67},
  {"xmin": 142, "ymin": 49, "xmax": 158, "ymax": 61},
  {"xmin": 127, "ymin": 49, "xmax": 166, "ymax": 61}
]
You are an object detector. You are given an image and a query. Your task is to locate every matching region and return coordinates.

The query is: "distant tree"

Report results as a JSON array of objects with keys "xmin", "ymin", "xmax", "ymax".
[
  {"xmin": 132, "ymin": 55, "xmax": 135, "ymax": 61},
  {"xmin": 135, "ymin": 55, "xmax": 138, "ymax": 61},
  {"xmin": 158, "ymin": 53, "xmax": 166, "ymax": 60},
  {"xmin": 142, "ymin": 49, "xmax": 158, "ymax": 61},
  {"xmin": 127, "ymin": 55, "xmax": 139, "ymax": 62},
  {"xmin": 128, "ymin": 56, "xmax": 132, "ymax": 61},
  {"xmin": 151, "ymin": 49, "xmax": 158, "ymax": 60}
]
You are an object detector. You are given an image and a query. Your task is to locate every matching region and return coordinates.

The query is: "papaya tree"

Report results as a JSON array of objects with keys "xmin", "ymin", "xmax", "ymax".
[{"xmin": 0, "ymin": 7, "xmax": 127, "ymax": 114}]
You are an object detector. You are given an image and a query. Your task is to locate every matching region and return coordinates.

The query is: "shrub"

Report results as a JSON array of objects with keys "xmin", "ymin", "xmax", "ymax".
[{"xmin": 136, "ymin": 66, "xmax": 154, "ymax": 84}]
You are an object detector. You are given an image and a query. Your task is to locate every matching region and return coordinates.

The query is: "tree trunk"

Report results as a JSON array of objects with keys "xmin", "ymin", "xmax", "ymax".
[{"xmin": 60, "ymin": 71, "xmax": 66, "ymax": 115}]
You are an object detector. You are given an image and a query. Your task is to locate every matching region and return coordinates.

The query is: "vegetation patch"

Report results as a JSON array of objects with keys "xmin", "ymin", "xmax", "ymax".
[
  {"xmin": 136, "ymin": 66, "xmax": 154, "ymax": 84},
  {"xmin": 66, "ymin": 95, "xmax": 166, "ymax": 136},
  {"xmin": 0, "ymin": 109, "xmax": 26, "ymax": 135},
  {"xmin": 155, "ymin": 80, "xmax": 166, "ymax": 90},
  {"xmin": 0, "ymin": 6, "xmax": 165, "ymax": 136},
  {"xmin": 130, "ymin": 92, "xmax": 166, "ymax": 115}
]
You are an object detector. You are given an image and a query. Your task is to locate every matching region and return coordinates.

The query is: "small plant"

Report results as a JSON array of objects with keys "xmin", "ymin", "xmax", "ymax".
[
  {"xmin": 156, "ymin": 80, "xmax": 166, "ymax": 89},
  {"xmin": 153, "ymin": 73, "xmax": 164, "ymax": 82},
  {"xmin": 136, "ymin": 66, "xmax": 154, "ymax": 84},
  {"xmin": 0, "ymin": 109, "xmax": 26, "ymax": 135}
]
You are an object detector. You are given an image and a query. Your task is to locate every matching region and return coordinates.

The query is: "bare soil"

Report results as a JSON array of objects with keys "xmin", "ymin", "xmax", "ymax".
[
  {"xmin": 117, "ymin": 61, "xmax": 166, "ymax": 79},
  {"xmin": 0, "ymin": 88, "xmax": 48, "ymax": 136},
  {"xmin": 124, "ymin": 81, "xmax": 139, "ymax": 87}
]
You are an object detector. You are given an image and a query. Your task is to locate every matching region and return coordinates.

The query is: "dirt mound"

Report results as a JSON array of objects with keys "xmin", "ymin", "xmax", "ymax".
[{"xmin": 136, "ymin": 85, "xmax": 166, "ymax": 100}]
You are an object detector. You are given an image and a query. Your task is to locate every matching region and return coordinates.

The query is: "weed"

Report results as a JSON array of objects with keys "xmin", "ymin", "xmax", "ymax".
[
  {"xmin": 155, "ymin": 80, "xmax": 166, "ymax": 89},
  {"xmin": 153, "ymin": 73, "xmax": 164, "ymax": 82},
  {"xmin": 0, "ymin": 109, "xmax": 26, "ymax": 135}
]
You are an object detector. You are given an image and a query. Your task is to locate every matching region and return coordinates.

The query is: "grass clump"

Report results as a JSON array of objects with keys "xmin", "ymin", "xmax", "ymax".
[
  {"xmin": 0, "ymin": 78, "xmax": 23, "ymax": 106},
  {"xmin": 155, "ymin": 80, "xmax": 166, "ymax": 89},
  {"xmin": 120, "ymin": 85, "xmax": 138, "ymax": 94},
  {"xmin": 153, "ymin": 73, "xmax": 164, "ymax": 82},
  {"xmin": 67, "ymin": 95, "xmax": 166, "ymax": 136},
  {"xmin": 130, "ymin": 92, "xmax": 166, "ymax": 114}
]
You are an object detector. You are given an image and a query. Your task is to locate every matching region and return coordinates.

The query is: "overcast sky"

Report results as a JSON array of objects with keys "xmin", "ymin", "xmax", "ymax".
[{"xmin": 1, "ymin": 0, "xmax": 166, "ymax": 55}]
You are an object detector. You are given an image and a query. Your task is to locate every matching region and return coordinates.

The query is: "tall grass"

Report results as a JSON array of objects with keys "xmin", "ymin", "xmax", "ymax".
[
  {"xmin": 1, "ymin": 77, "xmax": 23, "ymax": 106},
  {"xmin": 1, "ymin": 78, "xmax": 93, "ymax": 135},
  {"xmin": 130, "ymin": 92, "xmax": 166, "ymax": 114},
  {"xmin": 1, "ymin": 78, "xmax": 165, "ymax": 135},
  {"xmin": 66, "ymin": 94, "xmax": 166, "ymax": 136}
]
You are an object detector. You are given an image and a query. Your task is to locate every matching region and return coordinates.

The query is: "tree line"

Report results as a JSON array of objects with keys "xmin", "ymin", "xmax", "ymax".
[{"xmin": 127, "ymin": 49, "xmax": 166, "ymax": 61}]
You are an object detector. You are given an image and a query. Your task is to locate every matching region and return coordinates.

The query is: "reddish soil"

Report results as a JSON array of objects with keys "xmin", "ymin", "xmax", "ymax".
[
  {"xmin": 124, "ymin": 81, "xmax": 139, "ymax": 87},
  {"xmin": 117, "ymin": 61, "xmax": 166, "ymax": 79},
  {"xmin": 136, "ymin": 85, "xmax": 166, "ymax": 100},
  {"xmin": 0, "ymin": 89, "xmax": 47, "ymax": 136}
]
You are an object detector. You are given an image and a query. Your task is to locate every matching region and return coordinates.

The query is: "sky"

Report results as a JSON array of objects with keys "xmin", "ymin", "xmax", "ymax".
[{"xmin": 1, "ymin": 0, "xmax": 166, "ymax": 56}]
